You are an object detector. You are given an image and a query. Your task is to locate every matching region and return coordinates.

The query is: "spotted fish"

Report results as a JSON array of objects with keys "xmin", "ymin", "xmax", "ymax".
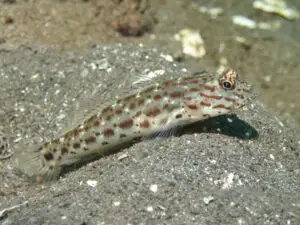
[{"xmin": 15, "ymin": 69, "xmax": 255, "ymax": 182}]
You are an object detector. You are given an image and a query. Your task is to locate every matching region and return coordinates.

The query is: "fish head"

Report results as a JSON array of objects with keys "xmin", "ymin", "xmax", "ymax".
[{"xmin": 183, "ymin": 69, "xmax": 256, "ymax": 119}]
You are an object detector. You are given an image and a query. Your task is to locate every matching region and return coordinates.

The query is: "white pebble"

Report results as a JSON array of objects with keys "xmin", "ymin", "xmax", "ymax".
[
  {"xmin": 160, "ymin": 53, "xmax": 174, "ymax": 62},
  {"xmin": 146, "ymin": 206, "xmax": 154, "ymax": 212},
  {"xmin": 113, "ymin": 201, "xmax": 121, "ymax": 206},
  {"xmin": 89, "ymin": 63, "xmax": 97, "ymax": 70},
  {"xmin": 86, "ymin": 180, "xmax": 98, "ymax": 187},
  {"xmin": 203, "ymin": 196, "xmax": 214, "ymax": 205},
  {"xmin": 150, "ymin": 184, "xmax": 158, "ymax": 193},
  {"xmin": 118, "ymin": 153, "xmax": 128, "ymax": 160},
  {"xmin": 232, "ymin": 15, "xmax": 257, "ymax": 29},
  {"xmin": 80, "ymin": 68, "xmax": 89, "ymax": 77}
]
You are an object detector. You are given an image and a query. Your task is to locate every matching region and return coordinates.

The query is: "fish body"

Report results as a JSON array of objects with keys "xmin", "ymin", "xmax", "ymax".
[{"xmin": 16, "ymin": 69, "xmax": 255, "ymax": 181}]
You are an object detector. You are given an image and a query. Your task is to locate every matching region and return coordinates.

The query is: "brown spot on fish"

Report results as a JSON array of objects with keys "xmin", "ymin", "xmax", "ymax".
[
  {"xmin": 119, "ymin": 118, "xmax": 133, "ymax": 129},
  {"xmin": 163, "ymin": 104, "xmax": 169, "ymax": 109},
  {"xmin": 123, "ymin": 94, "xmax": 134, "ymax": 102},
  {"xmin": 199, "ymin": 92, "xmax": 222, "ymax": 100},
  {"xmin": 213, "ymin": 104, "xmax": 232, "ymax": 110},
  {"xmin": 163, "ymin": 81, "xmax": 171, "ymax": 86},
  {"xmin": 73, "ymin": 129, "xmax": 79, "ymax": 137},
  {"xmin": 61, "ymin": 147, "xmax": 68, "ymax": 155},
  {"xmin": 153, "ymin": 94, "xmax": 162, "ymax": 100},
  {"xmin": 103, "ymin": 128, "xmax": 114, "ymax": 137},
  {"xmin": 178, "ymin": 82, "xmax": 188, "ymax": 85},
  {"xmin": 144, "ymin": 87, "xmax": 155, "ymax": 93},
  {"xmin": 133, "ymin": 136, "xmax": 142, "ymax": 142},
  {"xmin": 188, "ymin": 88, "xmax": 199, "ymax": 92},
  {"xmin": 138, "ymin": 99, "xmax": 145, "ymax": 105},
  {"xmin": 115, "ymin": 108, "xmax": 123, "ymax": 115},
  {"xmin": 233, "ymin": 91, "xmax": 243, "ymax": 98},
  {"xmin": 183, "ymin": 76, "xmax": 194, "ymax": 81},
  {"xmin": 204, "ymin": 85, "xmax": 215, "ymax": 92},
  {"xmin": 175, "ymin": 114, "xmax": 182, "ymax": 118},
  {"xmin": 102, "ymin": 106, "xmax": 113, "ymax": 114},
  {"xmin": 84, "ymin": 126, "xmax": 90, "ymax": 131},
  {"xmin": 187, "ymin": 104, "xmax": 198, "ymax": 110},
  {"xmin": 190, "ymin": 80, "xmax": 198, "ymax": 84},
  {"xmin": 120, "ymin": 134, "xmax": 127, "ymax": 138},
  {"xmin": 73, "ymin": 143, "xmax": 81, "ymax": 149},
  {"xmin": 44, "ymin": 152, "xmax": 54, "ymax": 161},
  {"xmin": 139, "ymin": 120, "xmax": 150, "ymax": 128},
  {"xmin": 145, "ymin": 107, "xmax": 161, "ymax": 117},
  {"xmin": 169, "ymin": 91, "xmax": 183, "ymax": 99},
  {"xmin": 200, "ymin": 102, "xmax": 211, "ymax": 107},
  {"xmin": 85, "ymin": 115, "xmax": 97, "ymax": 124},
  {"xmin": 94, "ymin": 121, "xmax": 100, "ymax": 127},
  {"xmin": 133, "ymin": 111, "xmax": 142, "ymax": 118},
  {"xmin": 224, "ymin": 97, "xmax": 237, "ymax": 103},
  {"xmin": 85, "ymin": 136, "xmax": 96, "ymax": 144},
  {"xmin": 129, "ymin": 102, "xmax": 135, "ymax": 110}
]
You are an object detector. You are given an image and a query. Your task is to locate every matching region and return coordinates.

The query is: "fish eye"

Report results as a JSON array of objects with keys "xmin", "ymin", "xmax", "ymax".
[{"xmin": 222, "ymin": 81, "xmax": 233, "ymax": 90}]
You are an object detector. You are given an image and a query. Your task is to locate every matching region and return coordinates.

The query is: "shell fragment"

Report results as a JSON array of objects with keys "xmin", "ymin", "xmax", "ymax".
[
  {"xmin": 232, "ymin": 15, "xmax": 281, "ymax": 30},
  {"xmin": 253, "ymin": 0, "xmax": 300, "ymax": 20},
  {"xmin": 174, "ymin": 29, "xmax": 206, "ymax": 58}
]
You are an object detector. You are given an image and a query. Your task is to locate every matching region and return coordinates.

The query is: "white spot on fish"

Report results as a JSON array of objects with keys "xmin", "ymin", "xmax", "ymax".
[{"xmin": 227, "ymin": 117, "xmax": 233, "ymax": 123}]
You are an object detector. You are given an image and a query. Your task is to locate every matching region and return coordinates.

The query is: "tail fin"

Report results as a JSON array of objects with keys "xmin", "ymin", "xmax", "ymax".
[{"xmin": 14, "ymin": 142, "xmax": 61, "ymax": 183}]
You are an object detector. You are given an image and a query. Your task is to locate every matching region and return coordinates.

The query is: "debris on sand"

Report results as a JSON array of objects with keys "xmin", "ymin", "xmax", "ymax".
[
  {"xmin": 174, "ymin": 28, "xmax": 206, "ymax": 58},
  {"xmin": 232, "ymin": 15, "xmax": 280, "ymax": 30},
  {"xmin": 253, "ymin": 0, "xmax": 300, "ymax": 20}
]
